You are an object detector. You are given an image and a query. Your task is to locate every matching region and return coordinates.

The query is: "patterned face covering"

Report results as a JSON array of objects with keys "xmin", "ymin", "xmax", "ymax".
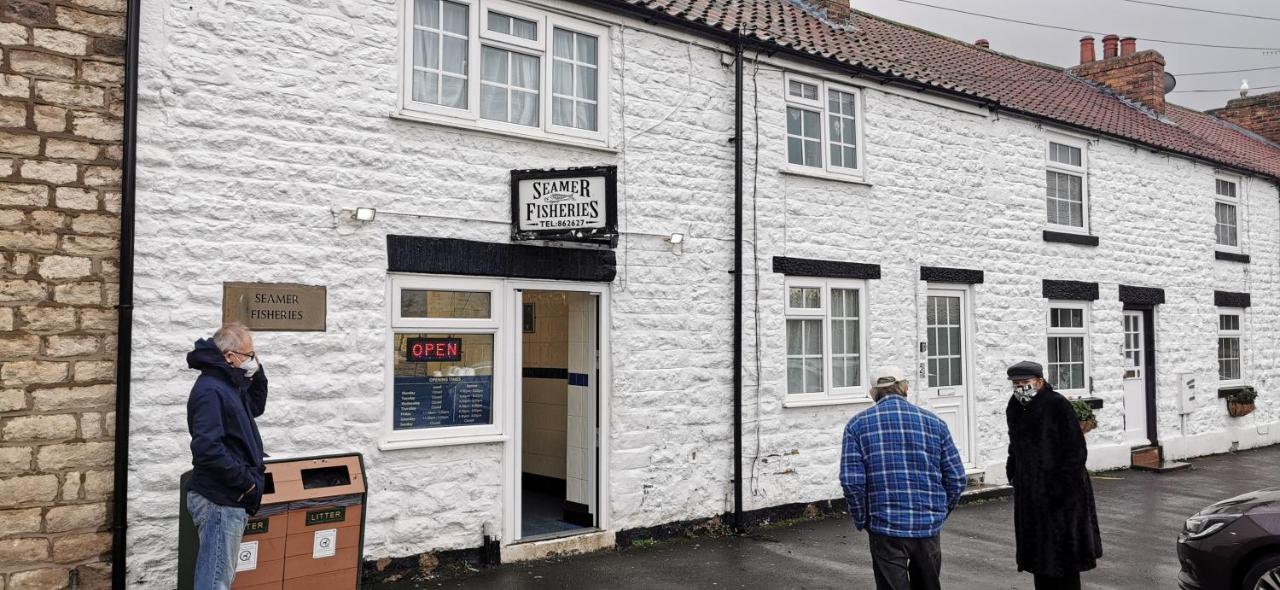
[{"xmin": 1013, "ymin": 383, "xmax": 1037, "ymax": 405}]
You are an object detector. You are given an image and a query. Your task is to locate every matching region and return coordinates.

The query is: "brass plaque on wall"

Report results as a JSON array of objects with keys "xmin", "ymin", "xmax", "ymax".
[{"xmin": 223, "ymin": 282, "xmax": 327, "ymax": 332}]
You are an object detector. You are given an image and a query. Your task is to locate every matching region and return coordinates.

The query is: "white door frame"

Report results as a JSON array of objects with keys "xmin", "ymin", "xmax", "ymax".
[
  {"xmin": 504, "ymin": 280, "xmax": 610, "ymax": 544},
  {"xmin": 1122, "ymin": 310, "xmax": 1150, "ymax": 446},
  {"xmin": 922, "ymin": 284, "xmax": 978, "ymax": 468}
]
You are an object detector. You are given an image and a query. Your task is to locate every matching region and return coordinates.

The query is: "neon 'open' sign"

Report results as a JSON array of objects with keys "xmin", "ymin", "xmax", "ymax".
[{"xmin": 406, "ymin": 338, "xmax": 462, "ymax": 362}]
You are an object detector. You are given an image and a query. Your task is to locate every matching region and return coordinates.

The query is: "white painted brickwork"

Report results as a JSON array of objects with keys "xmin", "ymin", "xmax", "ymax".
[{"xmin": 127, "ymin": 0, "xmax": 1280, "ymax": 584}]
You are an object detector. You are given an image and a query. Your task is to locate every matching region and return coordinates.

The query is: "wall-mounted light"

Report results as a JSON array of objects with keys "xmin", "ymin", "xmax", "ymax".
[
  {"xmin": 353, "ymin": 207, "xmax": 377, "ymax": 222},
  {"xmin": 668, "ymin": 233, "xmax": 684, "ymax": 244}
]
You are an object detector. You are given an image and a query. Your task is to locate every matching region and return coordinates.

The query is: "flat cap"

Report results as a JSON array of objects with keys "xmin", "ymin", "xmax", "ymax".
[{"xmin": 1006, "ymin": 360, "xmax": 1044, "ymax": 380}]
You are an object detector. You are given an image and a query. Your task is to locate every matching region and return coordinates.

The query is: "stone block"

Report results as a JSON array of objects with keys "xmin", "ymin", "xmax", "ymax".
[
  {"xmin": 45, "ymin": 140, "xmax": 99, "ymax": 161},
  {"xmin": 55, "ymin": 7, "xmax": 124, "ymax": 37},
  {"xmin": 80, "ymin": 61, "xmax": 124, "ymax": 84},
  {"xmin": 33, "ymin": 28, "xmax": 91, "ymax": 55},
  {"xmin": 81, "ymin": 470, "xmax": 110, "ymax": 500},
  {"xmin": 0, "ymin": 100, "xmax": 28, "ymax": 127},
  {"xmin": 78, "ymin": 309, "xmax": 114, "ymax": 331},
  {"xmin": 34, "ymin": 105, "xmax": 67, "ymax": 133},
  {"xmin": 35, "ymin": 81, "xmax": 105, "ymax": 109},
  {"xmin": 0, "ymin": 388, "xmax": 25, "ymax": 411},
  {"xmin": 0, "ymin": 334, "xmax": 41, "ymax": 359},
  {"xmin": 18, "ymin": 306, "xmax": 77, "ymax": 332},
  {"xmin": 0, "ymin": 132, "xmax": 42, "ymax": 156},
  {"xmin": 0, "ymin": 230, "xmax": 58, "ymax": 251},
  {"xmin": 0, "ymin": 360, "xmax": 68, "ymax": 385},
  {"xmin": 0, "ymin": 474, "xmax": 58, "ymax": 505},
  {"xmin": 50, "ymin": 531, "xmax": 110, "ymax": 563},
  {"xmin": 70, "ymin": 112, "xmax": 121, "ymax": 141},
  {"xmin": 0, "ymin": 208, "xmax": 25, "ymax": 226},
  {"xmin": 54, "ymin": 187, "xmax": 99, "ymax": 210},
  {"xmin": 0, "ymin": 537, "xmax": 49, "ymax": 564},
  {"xmin": 70, "ymin": 213, "xmax": 117, "ymax": 235},
  {"xmin": 32, "ymin": 384, "xmax": 113, "ymax": 411},
  {"xmin": 61, "ymin": 471, "xmax": 81, "ymax": 501},
  {"xmin": 44, "ymin": 335, "xmax": 99, "ymax": 357},
  {"xmin": 74, "ymin": 562, "xmax": 110, "ymax": 590},
  {"xmin": 59, "ymin": 235, "xmax": 117, "ymax": 256},
  {"xmin": 45, "ymin": 502, "xmax": 108, "ymax": 532},
  {"xmin": 38, "ymin": 255, "xmax": 92, "ymax": 280},
  {"xmin": 81, "ymin": 165, "xmax": 118, "ymax": 187},
  {"xmin": 0, "ymin": 446, "xmax": 34, "ymax": 475},
  {"xmin": 8, "ymin": 50, "xmax": 76, "ymax": 79},
  {"xmin": 4, "ymin": 0, "xmax": 57, "ymax": 26},
  {"xmin": 0, "ymin": 280, "xmax": 46, "ymax": 303},
  {"xmin": 37, "ymin": 442, "xmax": 114, "ymax": 470},
  {"xmin": 8, "ymin": 568, "xmax": 70, "ymax": 590},
  {"xmin": 0, "ymin": 22, "xmax": 29, "ymax": 45},
  {"xmin": 2, "ymin": 413, "xmax": 78, "ymax": 441},
  {"xmin": 80, "ymin": 412, "xmax": 103, "ymax": 438},
  {"xmin": 72, "ymin": 0, "xmax": 126, "ymax": 11},
  {"xmin": 0, "ymin": 184, "xmax": 49, "ymax": 206},
  {"xmin": 101, "ymin": 191, "xmax": 119, "ymax": 213},
  {"xmin": 0, "ymin": 508, "xmax": 43, "ymax": 536},
  {"xmin": 20, "ymin": 160, "xmax": 78, "ymax": 184},
  {"xmin": 53, "ymin": 282, "xmax": 102, "ymax": 305},
  {"xmin": 0, "ymin": 74, "xmax": 31, "ymax": 100},
  {"xmin": 73, "ymin": 361, "xmax": 113, "ymax": 382},
  {"xmin": 30, "ymin": 210, "xmax": 65, "ymax": 230}
]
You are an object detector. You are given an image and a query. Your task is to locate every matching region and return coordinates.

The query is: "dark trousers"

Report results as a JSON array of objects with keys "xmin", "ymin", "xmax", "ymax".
[
  {"xmin": 1033, "ymin": 572, "xmax": 1081, "ymax": 590},
  {"xmin": 867, "ymin": 532, "xmax": 942, "ymax": 590}
]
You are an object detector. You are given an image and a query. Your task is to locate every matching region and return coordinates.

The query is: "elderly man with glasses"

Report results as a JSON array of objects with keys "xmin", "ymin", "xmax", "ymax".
[{"xmin": 185, "ymin": 322, "xmax": 269, "ymax": 590}]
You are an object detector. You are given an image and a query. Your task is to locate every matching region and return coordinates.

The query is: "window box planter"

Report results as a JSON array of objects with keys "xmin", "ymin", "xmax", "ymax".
[
  {"xmin": 1071, "ymin": 399, "xmax": 1097, "ymax": 435},
  {"xmin": 1221, "ymin": 386, "xmax": 1257, "ymax": 418},
  {"xmin": 1228, "ymin": 401, "xmax": 1256, "ymax": 418}
]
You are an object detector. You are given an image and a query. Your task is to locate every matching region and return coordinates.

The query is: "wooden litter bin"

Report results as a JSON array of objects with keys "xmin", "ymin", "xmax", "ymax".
[{"xmin": 179, "ymin": 453, "xmax": 367, "ymax": 590}]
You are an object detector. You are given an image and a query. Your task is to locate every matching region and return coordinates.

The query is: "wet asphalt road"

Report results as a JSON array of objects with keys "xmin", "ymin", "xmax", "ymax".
[{"xmin": 390, "ymin": 444, "xmax": 1280, "ymax": 589}]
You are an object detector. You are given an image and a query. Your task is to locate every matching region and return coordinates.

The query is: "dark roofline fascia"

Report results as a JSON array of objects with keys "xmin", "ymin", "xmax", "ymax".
[{"xmin": 575, "ymin": 0, "xmax": 1280, "ymax": 184}]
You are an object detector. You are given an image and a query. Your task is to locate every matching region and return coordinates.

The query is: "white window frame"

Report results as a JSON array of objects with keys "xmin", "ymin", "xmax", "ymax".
[
  {"xmin": 783, "ymin": 73, "xmax": 866, "ymax": 181},
  {"xmin": 1214, "ymin": 174, "xmax": 1243, "ymax": 253},
  {"xmin": 383, "ymin": 274, "xmax": 508, "ymax": 447},
  {"xmin": 1046, "ymin": 301, "xmax": 1090, "ymax": 397},
  {"xmin": 1217, "ymin": 307, "xmax": 1244, "ymax": 388},
  {"xmin": 1045, "ymin": 135, "xmax": 1090, "ymax": 235},
  {"xmin": 398, "ymin": 0, "xmax": 610, "ymax": 145},
  {"xmin": 783, "ymin": 278, "xmax": 870, "ymax": 405}
]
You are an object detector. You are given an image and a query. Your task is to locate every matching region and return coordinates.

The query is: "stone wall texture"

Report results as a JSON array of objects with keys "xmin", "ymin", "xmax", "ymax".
[
  {"xmin": 0, "ymin": 0, "xmax": 124, "ymax": 588},
  {"xmin": 121, "ymin": 0, "xmax": 1280, "ymax": 586}
]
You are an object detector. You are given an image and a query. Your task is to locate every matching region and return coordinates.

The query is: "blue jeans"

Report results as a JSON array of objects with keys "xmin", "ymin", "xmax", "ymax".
[{"xmin": 188, "ymin": 491, "xmax": 248, "ymax": 590}]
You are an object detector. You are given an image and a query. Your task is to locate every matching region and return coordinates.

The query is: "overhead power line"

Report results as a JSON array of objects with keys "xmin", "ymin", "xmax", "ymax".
[
  {"xmin": 893, "ymin": 0, "xmax": 1280, "ymax": 51},
  {"xmin": 1175, "ymin": 65, "xmax": 1280, "ymax": 77},
  {"xmin": 1117, "ymin": 0, "xmax": 1280, "ymax": 23},
  {"xmin": 1170, "ymin": 84, "xmax": 1280, "ymax": 93}
]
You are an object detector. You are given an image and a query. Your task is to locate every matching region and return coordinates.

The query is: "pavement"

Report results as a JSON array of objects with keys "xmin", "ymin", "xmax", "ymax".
[{"xmin": 387, "ymin": 444, "xmax": 1280, "ymax": 589}]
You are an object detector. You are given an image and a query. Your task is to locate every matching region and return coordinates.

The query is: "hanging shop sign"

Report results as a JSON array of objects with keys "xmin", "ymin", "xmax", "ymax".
[
  {"xmin": 511, "ymin": 166, "xmax": 618, "ymax": 246},
  {"xmin": 223, "ymin": 282, "xmax": 327, "ymax": 332}
]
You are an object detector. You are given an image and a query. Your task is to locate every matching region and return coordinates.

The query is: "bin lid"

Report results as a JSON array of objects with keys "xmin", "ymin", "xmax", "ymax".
[{"xmin": 260, "ymin": 454, "xmax": 365, "ymax": 504}]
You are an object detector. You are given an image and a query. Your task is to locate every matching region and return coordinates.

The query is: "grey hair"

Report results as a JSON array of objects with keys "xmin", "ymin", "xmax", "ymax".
[
  {"xmin": 872, "ymin": 380, "xmax": 909, "ymax": 397},
  {"xmin": 212, "ymin": 322, "xmax": 251, "ymax": 353}
]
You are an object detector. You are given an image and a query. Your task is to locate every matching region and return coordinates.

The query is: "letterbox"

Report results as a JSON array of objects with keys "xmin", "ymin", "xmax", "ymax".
[{"xmin": 179, "ymin": 453, "xmax": 367, "ymax": 590}]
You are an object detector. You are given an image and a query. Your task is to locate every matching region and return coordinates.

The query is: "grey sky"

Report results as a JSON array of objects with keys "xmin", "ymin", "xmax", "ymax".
[{"xmin": 854, "ymin": 0, "xmax": 1280, "ymax": 111}]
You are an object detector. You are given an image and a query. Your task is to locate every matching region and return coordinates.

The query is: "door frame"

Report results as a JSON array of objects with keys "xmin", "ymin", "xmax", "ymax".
[
  {"xmin": 922, "ymin": 283, "xmax": 978, "ymax": 469},
  {"xmin": 1123, "ymin": 303, "xmax": 1158, "ymax": 446},
  {"xmin": 505, "ymin": 280, "xmax": 611, "ymax": 544}
]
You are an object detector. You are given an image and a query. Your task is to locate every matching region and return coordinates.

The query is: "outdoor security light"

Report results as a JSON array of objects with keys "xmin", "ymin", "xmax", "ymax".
[
  {"xmin": 354, "ymin": 207, "xmax": 377, "ymax": 222},
  {"xmin": 669, "ymin": 233, "xmax": 684, "ymax": 244}
]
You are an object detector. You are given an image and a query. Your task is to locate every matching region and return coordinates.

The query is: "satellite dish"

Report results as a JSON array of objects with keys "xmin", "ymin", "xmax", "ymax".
[{"xmin": 1163, "ymin": 72, "xmax": 1177, "ymax": 94}]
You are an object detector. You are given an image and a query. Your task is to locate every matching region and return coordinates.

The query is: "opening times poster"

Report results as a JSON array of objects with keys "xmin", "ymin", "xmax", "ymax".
[{"xmin": 393, "ymin": 375, "xmax": 493, "ymax": 429}]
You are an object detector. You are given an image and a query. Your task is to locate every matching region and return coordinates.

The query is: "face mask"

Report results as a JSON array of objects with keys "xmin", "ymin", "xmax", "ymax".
[
  {"xmin": 1012, "ymin": 383, "xmax": 1036, "ymax": 404},
  {"xmin": 239, "ymin": 356, "xmax": 259, "ymax": 379}
]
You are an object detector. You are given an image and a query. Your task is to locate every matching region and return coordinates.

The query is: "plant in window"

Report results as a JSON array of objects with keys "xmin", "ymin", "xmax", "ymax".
[
  {"xmin": 1070, "ymin": 399, "xmax": 1096, "ymax": 434},
  {"xmin": 1225, "ymin": 385, "xmax": 1257, "ymax": 417}
]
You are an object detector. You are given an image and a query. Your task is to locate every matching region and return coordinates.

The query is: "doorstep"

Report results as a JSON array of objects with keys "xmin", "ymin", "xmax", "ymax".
[
  {"xmin": 500, "ymin": 529, "xmax": 615, "ymax": 563},
  {"xmin": 960, "ymin": 483, "xmax": 1012, "ymax": 504}
]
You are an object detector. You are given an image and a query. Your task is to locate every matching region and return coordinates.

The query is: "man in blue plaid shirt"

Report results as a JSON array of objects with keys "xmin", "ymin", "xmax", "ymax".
[{"xmin": 840, "ymin": 366, "xmax": 967, "ymax": 590}]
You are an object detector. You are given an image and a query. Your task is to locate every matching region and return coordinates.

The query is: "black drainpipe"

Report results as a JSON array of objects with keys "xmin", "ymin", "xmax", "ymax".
[
  {"xmin": 112, "ymin": 0, "xmax": 142, "ymax": 585},
  {"xmin": 732, "ymin": 32, "xmax": 744, "ymax": 533}
]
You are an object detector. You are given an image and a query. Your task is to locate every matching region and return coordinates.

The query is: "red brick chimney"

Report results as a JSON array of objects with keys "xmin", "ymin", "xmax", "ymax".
[
  {"xmin": 812, "ymin": 0, "xmax": 852, "ymax": 22},
  {"xmin": 975, "ymin": 38, "xmax": 990, "ymax": 49},
  {"xmin": 1070, "ymin": 36, "xmax": 1169, "ymax": 115},
  {"xmin": 1210, "ymin": 91, "xmax": 1280, "ymax": 145}
]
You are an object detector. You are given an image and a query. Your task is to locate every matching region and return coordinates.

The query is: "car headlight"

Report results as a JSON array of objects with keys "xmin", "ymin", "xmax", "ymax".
[{"xmin": 1183, "ymin": 513, "xmax": 1240, "ymax": 539}]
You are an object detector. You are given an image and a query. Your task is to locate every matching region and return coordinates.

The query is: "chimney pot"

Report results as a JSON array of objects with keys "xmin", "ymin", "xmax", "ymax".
[
  {"xmin": 1120, "ymin": 37, "xmax": 1136, "ymax": 57},
  {"xmin": 1079, "ymin": 36, "xmax": 1095, "ymax": 64},
  {"xmin": 975, "ymin": 38, "xmax": 989, "ymax": 49},
  {"xmin": 1102, "ymin": 34, "xmax": 1119, "ymax": 59}
]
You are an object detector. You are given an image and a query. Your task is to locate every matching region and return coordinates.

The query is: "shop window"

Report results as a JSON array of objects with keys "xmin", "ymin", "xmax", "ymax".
[
  {"xmin": 1047, "ymin": 302, "xmax": 1089, "ymax": 395},
  {"xmin": 783, "ymin": 73, "xmax": 864, "ymax": 180},
  {"xmin": 402, "ymin": 0, "xmax": 609, "ymax": 144},
  {"xmin": 386, "ymin": 276, "xmax": 505, "ymax": 446},
  {"xmin": 1218, "ymin": 309, "xmax": 1243, "ymax": 386},
  {"xmin": 784, "ymin": 279, "xmax": 868, "ymax": 403}
]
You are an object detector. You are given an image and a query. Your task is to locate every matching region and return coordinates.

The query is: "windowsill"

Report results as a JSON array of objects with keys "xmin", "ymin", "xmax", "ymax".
[
  {"xmin": 1217, "ymin": 385, "xmax": 1250, "ymax": 399},
  {"xmin": 378, "ymin": 434, "xmax": 509, "ymax": 450},
  {"xmin": 783, "ymin": 396, "xmax": 874, "ymax": 408},
  {"xmin": 1043, "ymin": 230, "xmax": 1099, "ymax": 246},
  {"xmin": 1215, "ymin": 251, "xmax": 1251, "ymax": 264},
  {"xmin": 1066, "ymin": 396, "xmax": 1105, "ymax": 410},
  {"xmin": 390, "ymin": 110, "xmax": 618, "ymax": 154},
  {"xmin": 780, "ymin": 165, "xmax": 872, "ymax": 186}
]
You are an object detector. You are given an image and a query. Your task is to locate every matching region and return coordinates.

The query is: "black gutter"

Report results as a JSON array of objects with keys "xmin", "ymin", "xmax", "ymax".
[
  {"xmin": 731, "ymin": 32, "xmax": 744, "ymax": 532},
  {"xmin": 112, "ymin": 0, "xmax": 141, "ymax": 585}
]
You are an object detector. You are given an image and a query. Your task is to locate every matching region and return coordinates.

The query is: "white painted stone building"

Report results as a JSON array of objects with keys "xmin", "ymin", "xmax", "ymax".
[{"xmin": 122, "ymin": 0, "xmax": 1280, "ymax": 584}]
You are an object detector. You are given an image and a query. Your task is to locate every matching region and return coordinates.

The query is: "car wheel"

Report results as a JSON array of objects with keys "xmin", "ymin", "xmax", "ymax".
[{"xmin": 1243, "ymin": 554, "xmax": 1280, "ymax": 590}]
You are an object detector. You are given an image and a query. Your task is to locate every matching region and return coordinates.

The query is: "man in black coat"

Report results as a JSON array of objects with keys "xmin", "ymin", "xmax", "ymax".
[{"xmin": 1005, "ymin": 360, "xmax": 1102, "ymax": 590}]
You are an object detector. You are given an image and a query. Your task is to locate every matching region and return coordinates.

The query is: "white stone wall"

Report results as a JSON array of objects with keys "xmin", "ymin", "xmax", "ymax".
[{"xmin": 126, "ymin": 0, "xmax": 1280, "ymax": 584}]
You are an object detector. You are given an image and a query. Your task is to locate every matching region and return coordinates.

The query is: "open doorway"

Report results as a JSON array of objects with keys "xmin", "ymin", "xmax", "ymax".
[{"xmin": 518, "ymin": 290, "xmax": 598, "ymax": 540}]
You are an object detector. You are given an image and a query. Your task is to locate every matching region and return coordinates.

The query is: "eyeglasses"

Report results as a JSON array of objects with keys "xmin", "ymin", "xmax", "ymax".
[{"xmin": 230, "ymin": 350, "xmax": 257, "ymax": 361}]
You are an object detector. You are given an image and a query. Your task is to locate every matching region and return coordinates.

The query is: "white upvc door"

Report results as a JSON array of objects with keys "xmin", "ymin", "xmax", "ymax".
[
  {"xmin": 921, "ymin": 287, "xmax": 975, "ymax": 467},
  {"xmin": 1122, "ymin": 311, "xmax": 1151, "ymax": 446}
]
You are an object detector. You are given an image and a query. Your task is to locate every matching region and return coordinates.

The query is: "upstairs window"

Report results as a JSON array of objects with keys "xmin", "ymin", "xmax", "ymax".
[
  {"xmin": 402, "ymin": 0, "xmax": 608, "ymax": 143},
  {"xmin": 784, "ymin": 74, "xmax": 864, "ymax": 179},
  {"xmin": 1215, "ymin": 177, "xmax": 1241, "ymax": 250},
  {"xmin": 1045, "ymin": 138, "xmax": 1089, "ymax": 233}
]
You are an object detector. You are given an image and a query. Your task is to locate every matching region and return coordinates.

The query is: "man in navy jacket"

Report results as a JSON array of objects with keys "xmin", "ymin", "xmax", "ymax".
[{"xmin": 186, "ymin": 323, "xmax": 268, "ymax": 590}]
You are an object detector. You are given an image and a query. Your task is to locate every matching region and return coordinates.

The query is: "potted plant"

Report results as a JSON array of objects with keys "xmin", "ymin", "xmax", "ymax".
[
  {"xmin": 1226, "ymin": 386, "xmax": 1257, "ymax": 417},
  {"xmin": 1071, "ymin": 399, "xmax": 1097, "ymax": 434}
]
